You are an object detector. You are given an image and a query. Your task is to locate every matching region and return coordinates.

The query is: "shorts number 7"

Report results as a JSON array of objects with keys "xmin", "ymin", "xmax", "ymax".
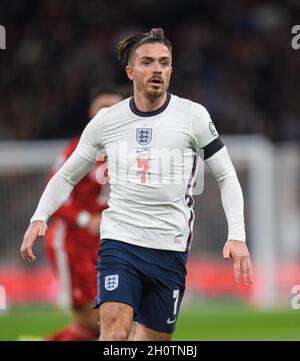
[{"xmin": 137, "ymin": 159, "xmax": 149, "ymax": 184}]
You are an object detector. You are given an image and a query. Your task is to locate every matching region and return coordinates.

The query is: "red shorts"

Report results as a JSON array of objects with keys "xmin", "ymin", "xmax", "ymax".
[{"xmin": 45, "ymin": 220, "xmax": 99, "ymax": 307}]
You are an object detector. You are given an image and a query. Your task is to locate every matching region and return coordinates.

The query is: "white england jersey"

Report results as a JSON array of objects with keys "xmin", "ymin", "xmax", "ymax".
[
  {"xmin": 76, "ymin": 93, "xmax": 221, "ymax": 252},
  {"xmin": 31, "ymin": 93, "xmax": 245, "ymax": 250}
]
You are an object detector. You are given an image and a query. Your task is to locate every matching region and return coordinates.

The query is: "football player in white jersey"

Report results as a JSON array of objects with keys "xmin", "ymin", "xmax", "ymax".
[{"xmin": 21, "ymin": 28, "xmax": 253, "ymax": 341}]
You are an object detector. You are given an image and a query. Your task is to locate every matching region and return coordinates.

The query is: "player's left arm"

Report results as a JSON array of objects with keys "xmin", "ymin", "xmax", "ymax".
[
  {"xmin": 206, "ymin": 146, "xmax": 254, "ymax": 286},
  {"xmin": 191, "ymin": 104, "xmax": 253, "ymax": 286}
]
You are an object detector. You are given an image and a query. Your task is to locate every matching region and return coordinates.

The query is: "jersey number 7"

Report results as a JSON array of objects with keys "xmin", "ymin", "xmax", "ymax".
[{"xmin": 137, "ymin": 159, "xmax": 149, "ymax": 184}]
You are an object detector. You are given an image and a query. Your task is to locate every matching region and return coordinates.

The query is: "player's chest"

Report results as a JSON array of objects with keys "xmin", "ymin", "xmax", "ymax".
[{"xmin": 103, "ymin": 115, "xmax": 191, "ymax": 154}]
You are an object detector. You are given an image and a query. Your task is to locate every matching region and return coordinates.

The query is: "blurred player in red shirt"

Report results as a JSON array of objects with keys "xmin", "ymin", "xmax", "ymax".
[{"xmin": 45, "ymin": 86, "xmax": 123, "ymax": 341}]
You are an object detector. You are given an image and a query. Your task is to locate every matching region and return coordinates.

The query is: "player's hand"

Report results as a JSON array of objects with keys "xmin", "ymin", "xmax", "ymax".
[
  {"xmin": 223, "ymin": 239, "xmax": 254, "ymax": 286},
  {"xmin": 20, "ymin": 221, "xmax": 47, "ymax": 264},
  {"xmin": 86, "ymin": 214, "xmax": 101, "ymax": 234}
]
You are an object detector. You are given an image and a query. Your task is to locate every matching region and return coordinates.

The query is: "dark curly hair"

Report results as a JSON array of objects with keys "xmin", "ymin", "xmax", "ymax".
[{"xmin": 117, "ymin": 28, "xmax": 172, "ymax": 65}]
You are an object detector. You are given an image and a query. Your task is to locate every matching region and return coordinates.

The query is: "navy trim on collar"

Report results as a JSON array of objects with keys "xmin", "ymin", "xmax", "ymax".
[{"xmin": 129, "ymin": 93, "xmax": 171, "ymax": 117}]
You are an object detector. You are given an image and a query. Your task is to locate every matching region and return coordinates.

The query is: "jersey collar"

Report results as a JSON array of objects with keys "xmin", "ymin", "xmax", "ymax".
[{"xmin": 129, "ymin": 92, "xmax": 171, "ymax": 117}]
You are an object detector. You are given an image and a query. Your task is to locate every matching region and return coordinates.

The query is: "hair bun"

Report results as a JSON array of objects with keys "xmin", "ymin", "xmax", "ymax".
[
  {"xmin": 149, "ymin": 28, "xmax": 164, "ymax": 39},
  {"xmin": 117, "ymin": 28, "xmax": 171, "ymax": 64}
]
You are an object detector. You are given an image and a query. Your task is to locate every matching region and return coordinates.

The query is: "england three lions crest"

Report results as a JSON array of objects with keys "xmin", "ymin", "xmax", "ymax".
[
  {"xmin": 136, "ymin": 128, "xmax": 152, "ymax": 146},
  {"xmin": 105, "ymin": 275, "xmax": 119, "ymax": 291}
]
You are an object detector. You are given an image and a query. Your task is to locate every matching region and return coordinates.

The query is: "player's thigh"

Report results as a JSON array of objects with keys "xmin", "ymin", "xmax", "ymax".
[
  {"xmin": 95, "ymin": 267, "xmax": 142, "ymax": 318},
  {"xmin": 100, "ymin": 301, "xmax": 133, "ymax": 329},
  {"xmin": 99, "ymin": 302, "xmax": 134, "ymax": 340},
  {"xmin": 94, "ymin": 240, "xmax": 143, "ymax": 312},
  {"xmin": 136, "ymin": 284, "xmax": 185, "ymax": 335},
  {"xmin": 134, "ymin": 322, "xmax": 172, "ymax": 341}
]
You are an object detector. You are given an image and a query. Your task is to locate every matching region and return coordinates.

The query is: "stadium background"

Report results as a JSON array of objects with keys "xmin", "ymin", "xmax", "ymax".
[{"xmin": 0, "ymin": 0, "xmax": 300, "ymax": 340}]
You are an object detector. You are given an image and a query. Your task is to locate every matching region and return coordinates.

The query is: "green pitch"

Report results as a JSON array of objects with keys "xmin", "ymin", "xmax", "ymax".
[{"xmin": 0, "ymin": 302, "xmax": 299, "ymax": 341}]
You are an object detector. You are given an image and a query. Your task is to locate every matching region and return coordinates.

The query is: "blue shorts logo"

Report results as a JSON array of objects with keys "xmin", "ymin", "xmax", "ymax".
[
  {"xmin": 136, "ymin": 128, "xmax": 152, "ymax": 145},
  {"xmin": 105, "ymin": 275, "xmax": 119, "ymax": 291}
]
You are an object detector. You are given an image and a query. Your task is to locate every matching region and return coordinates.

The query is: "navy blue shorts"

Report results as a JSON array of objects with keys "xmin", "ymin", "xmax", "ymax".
[{"xmin": 93, "ymin": 239, "xmax": 187, "ymax": 334}]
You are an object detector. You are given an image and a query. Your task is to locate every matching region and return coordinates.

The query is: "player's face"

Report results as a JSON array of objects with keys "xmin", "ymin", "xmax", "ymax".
[
  {"xmin": 89, "ymin": 94, "xmax": 123, "ymax": 118},
  {"xmin": 126, "ymin": 43, "xmax": 172, "ymax": 100}
]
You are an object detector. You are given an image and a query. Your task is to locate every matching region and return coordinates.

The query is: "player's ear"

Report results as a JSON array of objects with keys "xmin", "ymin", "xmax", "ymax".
[{"xmin": 126, "ymin": 65, "xmax": 134, "ymax": 81}]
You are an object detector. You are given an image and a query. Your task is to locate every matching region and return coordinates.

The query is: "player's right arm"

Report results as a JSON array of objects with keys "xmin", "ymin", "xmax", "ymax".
[
  {"xmin": 46, "ymin": 139, "xmax": 100, "ymax": 231},
  {"xmin": 20, "ymin": 111, "xmax": 105, "ymax": 263}
]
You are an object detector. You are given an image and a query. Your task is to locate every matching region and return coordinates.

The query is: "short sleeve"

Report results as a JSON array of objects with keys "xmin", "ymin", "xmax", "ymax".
[
  {"xmin": 191, "ymin": 103, "xmax": 224, "ymax": 160},
  {"xmin": 191, "ymin": 104, "xmax": 219, "ymax": 149}
]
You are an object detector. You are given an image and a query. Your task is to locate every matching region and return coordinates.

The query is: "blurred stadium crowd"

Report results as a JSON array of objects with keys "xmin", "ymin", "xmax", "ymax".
[{"xmin": 0, "ymin": 0, "xmax": 299, "ymax": 142}]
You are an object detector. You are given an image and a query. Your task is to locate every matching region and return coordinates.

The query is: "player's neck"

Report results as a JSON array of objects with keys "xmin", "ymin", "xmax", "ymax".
[{"xmin": 133, "ymin": 92, "xmax": 168, "ymax": 112}]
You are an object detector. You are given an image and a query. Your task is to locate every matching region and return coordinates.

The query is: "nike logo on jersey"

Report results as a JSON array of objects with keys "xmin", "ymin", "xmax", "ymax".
[
  {"xmin": 136, "ymin": 147, "xmax": 150, "ymax": 153},
  {"xmin": 167, "ymin": 317, "xmax": 177, "ymax": 324}
]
